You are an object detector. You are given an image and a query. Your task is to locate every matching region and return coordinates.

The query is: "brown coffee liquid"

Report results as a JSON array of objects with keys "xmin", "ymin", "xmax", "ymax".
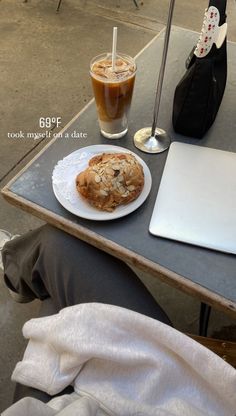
[{"xmin": 91, "ymin": 57, "xmax": 136, "ymax": 122}]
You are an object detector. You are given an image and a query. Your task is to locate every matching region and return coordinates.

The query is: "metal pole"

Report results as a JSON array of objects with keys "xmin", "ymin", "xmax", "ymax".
[
  {"xmin": 151, "ymin": 0, "xmax": 175, "ymax": 136},
  {"xmin": 133, "ymin": 0, "xmax": 175, "ymax": 153}
]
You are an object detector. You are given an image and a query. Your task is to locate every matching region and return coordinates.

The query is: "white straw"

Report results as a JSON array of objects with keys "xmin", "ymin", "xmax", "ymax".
[{"xmin": 112, "ymin": 27, "xmax": 117, "ymax": 71}]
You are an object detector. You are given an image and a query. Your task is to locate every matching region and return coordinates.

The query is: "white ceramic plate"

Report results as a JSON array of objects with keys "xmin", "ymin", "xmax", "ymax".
[{"xmin": 52, "ymin": 144, "xmax": 152, "ymax": 221}]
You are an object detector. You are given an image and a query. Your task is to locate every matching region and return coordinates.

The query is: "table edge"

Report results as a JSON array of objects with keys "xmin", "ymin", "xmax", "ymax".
[
  {"xmin": 2, "ymin": 26, "xmax": 236, "ymax": 318},
  {"xmin": 2, "ymin": 188, "xmax": 236, "ymax": 318}
]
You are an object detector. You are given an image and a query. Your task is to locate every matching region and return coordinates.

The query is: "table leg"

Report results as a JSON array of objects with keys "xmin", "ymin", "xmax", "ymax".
[
  {"xmin": 56, "ymin": 0, "xmax": 63, "ymax": 12},
  {"xmin": 133, "ymin": 0, "xmax": 139, "ymax": 9},
  {"xmin": 199, "ymin": 303, "xmax": 212, "ymax": 336}
]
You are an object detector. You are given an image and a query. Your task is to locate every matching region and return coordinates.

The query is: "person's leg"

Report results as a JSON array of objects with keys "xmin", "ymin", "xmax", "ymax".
[
  {"xmin": 2, "ymin": 224, "xmax": 171, "ymax": 325},
  {"xmin": 3, "ymin": 225, "xmax": 172, "ymax": 404}
]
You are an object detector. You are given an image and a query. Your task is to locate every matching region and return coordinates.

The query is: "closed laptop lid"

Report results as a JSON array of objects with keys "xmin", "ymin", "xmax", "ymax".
[{"xmin": 149, "ymin": 142, "xmax": 236, "ymax": 254}]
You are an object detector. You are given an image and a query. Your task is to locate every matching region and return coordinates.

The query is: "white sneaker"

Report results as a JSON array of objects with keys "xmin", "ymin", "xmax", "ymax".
[{"xmin": 0, "ymin": 230, "xmax": 33, "ymax": 303}]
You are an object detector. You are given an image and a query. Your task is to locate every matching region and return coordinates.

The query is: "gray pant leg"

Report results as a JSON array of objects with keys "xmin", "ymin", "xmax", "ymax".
[{"xmin": 2, "ymin": 225, "xmax": 172, "ymax": 325}]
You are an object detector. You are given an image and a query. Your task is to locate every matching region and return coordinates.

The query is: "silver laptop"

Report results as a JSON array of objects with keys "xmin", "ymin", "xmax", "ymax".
[{"xmin": 149, "ymin": 142, "xmax": 236, "ymax": 254}]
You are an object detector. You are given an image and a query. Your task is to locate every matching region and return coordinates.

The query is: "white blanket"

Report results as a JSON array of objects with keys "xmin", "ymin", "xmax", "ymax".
[{"xmin": 10, "ymin": 303, "xmax": 236, "ymax": 415}]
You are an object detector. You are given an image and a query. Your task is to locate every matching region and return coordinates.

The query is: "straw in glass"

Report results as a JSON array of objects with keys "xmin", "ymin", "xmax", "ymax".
[{"xmin": 112, "ymin": 27, "xmax": 118, "ymax": 71}]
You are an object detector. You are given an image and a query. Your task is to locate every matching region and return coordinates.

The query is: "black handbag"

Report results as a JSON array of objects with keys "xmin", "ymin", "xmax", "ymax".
[{"xmin": 172, "ymin": 0, "xmax": 227, "ymax": 138}]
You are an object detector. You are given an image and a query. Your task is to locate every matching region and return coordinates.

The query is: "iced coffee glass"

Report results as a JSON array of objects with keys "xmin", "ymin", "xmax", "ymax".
[{"xmin": 90, "ymin": 53, "xmax": 136, "ymax": 139}]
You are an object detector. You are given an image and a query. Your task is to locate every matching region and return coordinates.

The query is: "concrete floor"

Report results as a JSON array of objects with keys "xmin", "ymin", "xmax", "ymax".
[{"xmin": 1, "ymin": 0, "xmax": 236, "ymax": 412}]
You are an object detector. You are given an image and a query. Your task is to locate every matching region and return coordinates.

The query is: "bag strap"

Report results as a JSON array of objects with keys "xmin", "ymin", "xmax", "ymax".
[
  {"xmin": 193, "ymin": 0, "xmax": 227, "ymax": 58},
  {"xmin": 209, "ymin": 0, "xmax": 227, "ymax": 24}
]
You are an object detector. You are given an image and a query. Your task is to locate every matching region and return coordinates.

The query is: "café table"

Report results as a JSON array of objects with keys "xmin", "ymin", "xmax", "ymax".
[{"xmin": 2, "ymin": 27, "xmax": 236, "ymax": 334}]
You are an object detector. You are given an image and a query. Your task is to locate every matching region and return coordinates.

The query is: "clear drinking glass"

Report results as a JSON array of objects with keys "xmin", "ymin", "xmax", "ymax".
[{"xmin": 90, "ymin": 53, "xmax": 137, "ymax": 139}]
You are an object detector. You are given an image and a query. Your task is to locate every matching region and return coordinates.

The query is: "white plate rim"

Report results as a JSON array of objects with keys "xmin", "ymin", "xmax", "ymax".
[{"xmin": 52, "ymin": 144, "xmax": 152, "ymax": 221}]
